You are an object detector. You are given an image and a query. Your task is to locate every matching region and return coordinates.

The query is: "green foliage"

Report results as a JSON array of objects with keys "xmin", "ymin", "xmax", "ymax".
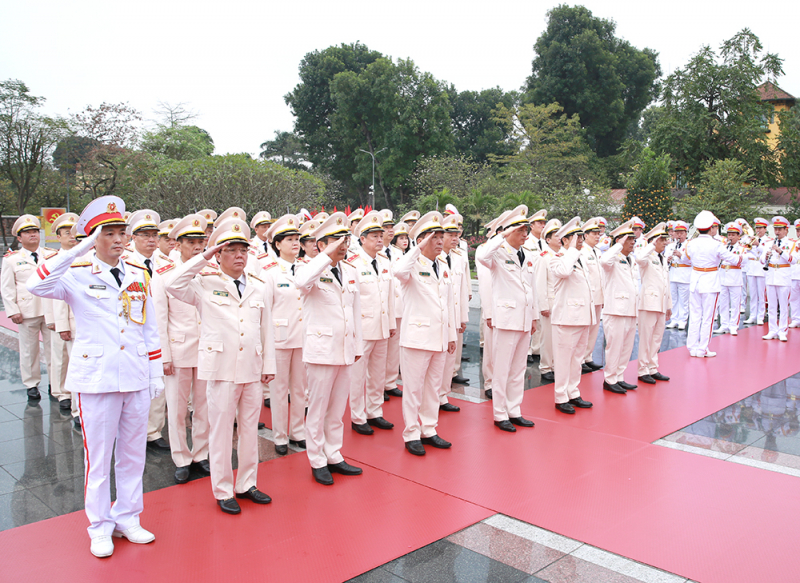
[
  {"xmin": 447, "ymin": 87, "xmax": 517, "ymax": 163},
  {"xmin": 650, "ymin": 29, "xmax": 783, "ymax": 187},
  {"xmin": 525, "ymin": 4, "xmax": 661, "ymax": 157},
  {"xmin": 623, "ymin": 148, "xmax": 673, "ymax": 227},
  {"xmin": 412, "ymin": 156, "xmax": 492, "ymax": 199},
  {"xmin": 777, "ymin": 106, "xmax": 800, "ymax": 192},
  {"xmin": 141, "ymin": 125, "xmax": 215, "ymax": 161},
  {"xmin": 677, "ymin": 158, "xmax": 768, "ymax": 224},
  {"xmin": 259, "ymin": 130, "xmax": 307, "ymax": 170}
]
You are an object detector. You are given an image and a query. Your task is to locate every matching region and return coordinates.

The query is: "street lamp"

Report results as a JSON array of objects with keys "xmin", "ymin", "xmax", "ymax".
[{"xmin": 359, "ymin": 147, "xmax": 386, "ymax": 208}]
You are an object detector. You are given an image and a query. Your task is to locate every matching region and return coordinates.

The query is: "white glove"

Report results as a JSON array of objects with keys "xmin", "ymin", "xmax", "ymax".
[
  {"xmin": 149, "ymin": 377, "xmax": 165, "ymax": 400},
  {"xmin": 71, "ymin": 227, "xmax": 101, "ymax": 258}
]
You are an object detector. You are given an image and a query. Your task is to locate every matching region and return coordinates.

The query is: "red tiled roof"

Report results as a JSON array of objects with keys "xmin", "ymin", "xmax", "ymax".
[
  {"xmin": 757, "ymin": 82, "xmax": 795, "ymax": 102},
  {"xmin": 768, "ymin": 187, "xmax": 799, "ymax": 206}
]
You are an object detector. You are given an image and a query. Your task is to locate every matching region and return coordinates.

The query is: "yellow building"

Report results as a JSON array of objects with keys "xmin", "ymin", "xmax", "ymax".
[{"xmin": 757, "ymin": 81, "xmax": 795, "ymax": 149}]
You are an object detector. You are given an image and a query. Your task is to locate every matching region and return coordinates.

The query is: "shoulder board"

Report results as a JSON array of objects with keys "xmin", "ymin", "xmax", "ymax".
[
  {"xmin": 159, "ymin": 255, "xmax": 174, "ymax": 264},
  {"xmin": 125, "ymin": 260, "xmax": 146, "ymax": 270},
  {"xmin": 3, "ymin": 249, "xmax": 18, "ymax": 257},
  {"xmin": 263, "ymin": 261, "xmax": 278, "ymax": 270},
  {"xmin": 156, "ymin": 264, "xmax": 174, "ymax": 275},
  {"xmin": 248, "ymin": 249, "xmax": 256, "ymax": 255},
  {"xmin": 298, "ymin": 257, "xmax": 310, "ymax": 264},
  {"xmin": 199, "ymin": 269, "xmax": 221, "ymax": 276},
  {"xmin": 70, "ymin": 260, "xmax": 92, "ymax": 268},
  {"xmin": 348, "ymin": 253, "xmax": 360, "ymax": 262},
  {"xmin": 247, "ymin": 272, "xmax": 264, "ymax": 284},
  {"xmin": 452, "ymin": 248, "xmax": 463, "ymax": 256},
  {"xmin": 437, "ymin": 256, "xmax": 448, "ymax": 264},
  {"xmin": 43, "ymin": 248, "xmax": 58, "ymax": 259},
  {"xmin": 540, "ymin": 251, "xmax": 549, "ymax": 257},
  {"xmin": 257, "ymin": 252, "xmax": 271, "ymax": 259},
  {"xmin": 377, "ymin": 251, "xmax": 388, "ymax": 259},
  {"xmin": 343, "ymin": 257, "xmax": 357, "ymax": 267}
]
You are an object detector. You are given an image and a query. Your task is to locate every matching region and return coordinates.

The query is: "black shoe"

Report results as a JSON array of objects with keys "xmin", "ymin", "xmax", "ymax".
[
  {"xmin": 509, "ymin": 416, "xmax": 535, "ymax": 427},
  {"xmin": 59, "ymin": 398, "xmax": 71, "ymax": 411},
  {"xmin": 236, "ymin": 486, "xmax": 272, "ymax": 504},
  {"xmin": 461, "ymin": 356, "xmax": 470, "ymax": 362},
  {"xmin": 638, "ymin": 375, "xmax": 656, "ymax": 385},
  {"xmin": 405, "ymin": 440, "xmax": 426, "ymax": 456},
  {"xmin": 618, "ymin": 381, "xmax": 638, "ymax": 391},
  {"xmin": 386, "ymin": 388, "xmax": 403, "ymax": 397},
  {"xmin": 652, "ymin": 372, "xmax": 670, "ymax": 381},
  {"xmin": 383, "ymin": 392, "xmax": 390, "ymax": 401},
  {"xmin": 328, "ymin": 461, "xmax": 363, "ymax": 475},
  {"xmin": 27, "ymin": 387, "xmax": 41, "ymax": 400},
  {"xmin": 312, "ymin": 467, "xmax": 334, "ymax": 485},
  {"xmin": 527, "ymin": 355, "xmax": 536, "ymax": 364},
  {"xmin": 174, "ymin": 466, "xmax": 190, "ymax": 484},
  {"xmin": 218, "ymin": 497, "xmax": 241, "ymax": 514},
  {"xmin": 568, "ymin": 397, "xmax": 593, "ymax": 408},
  {"xmin": 603, "ymin": 381, "xmax": 627, "ymax": 394},
  {"xmin": 351, "ymin": 422, "xmax": 374, "ymax": 435},
  {"xmin": 585, "ymin": 361, "xmax": 603, "ymax": 371},
  {"xmin": 193, "ymin": 459, "xmax": 211, "ymax": 475},
  {"xmin": 147, "ymin": 438, "xmax": 170, "ymax": 451},
  {"xmin": 494, "ymin": 420, "xmax": 516, "ymax": 432},
  {"xmin": 367, "ymin": 417, "xmax": 394, "ymax": 429},
  {"xmin": 540, "ymin": 372, "xmax": 555, "ymax": 383},
  {"xmin": 555, "ymin": 403, "xmax": 576, "ymax": 414},
  {"xmin": 289, "ymin": 439, "xmax": 307, "ymax": 449},
  {"xmin": 439, "ymin": 403, "xmax": 460, "ymax": 412},
  {"xmin": 275, "ymin": 443, "xmax": 288, "ymax": 455},
  {"xmin": 263, "ymin": 398, "xmax": 270, "ymax": 408},
  {"xmin": 73, "ymin": 417, "xmax": 81, "ymax": 430},
  {"xmin": 421, "ymin": 435, "xmax": 452, "ymax": 449},
  {"xmin": 484, "ymin": 389, "xmax": 493, "ymax": 399},
  {"xmin": 452, "ymin": 375, "xmax": 470, "ymax": 385},
  {"xmin": 581, "ymin": 363, "xmax": 593, "ymax": 374}
]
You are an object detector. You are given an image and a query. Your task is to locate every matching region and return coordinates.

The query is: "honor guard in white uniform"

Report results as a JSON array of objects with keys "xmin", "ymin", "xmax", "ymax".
[
  {"xmin": 665, "ymin": 220, "xmax": 690, "ymax": 329},
  {"xmin": 399, "ymin": 211, "xmax": 420, "ymax": 246},
  {"xmin": 526, "ymin": 209, "xmax": 547, "ymax": 360},
  {"xmin": 166, "ymin": 218, "xmax": 276, "ymax": 514},
  {"xmin": 579, "ymin": 218, "xmax": 605, "ymax": 372},
  {"xmin": 599, "ymin": 221, "xmax": 639, "ymax": 394},
  {"xmin": 347, "ymin": 208, "xmax": 365, "ymax": 256},
  {"xmin": 294, "ymin": 213, "xmax": 365, "ymax": 485},
  {"xmin": 550, "ymin": 218, "xmax": 594, "ymax": 414},
  {"xmin": 380, "ymin": 209, "xmax": 396, "ymax": 262},
  {"xmin": 262, "ymin": 214, "xmax": 309, "ymax": 455},
  {"xmin": 744, "ymin": 217, "xmax": 772, "ymax": 324},
  {"xmin": 384, "ymin": 221, "xmax": 409, "ymax": 399},
  {"xmin": 250, "ymin": 211, "xmax": 277, "ymax": 266},
  {"xmin": 394, "ymin": 212, "xmax": 457, "ymax": 455},
  {"xmin": 715, "ymin": 223, "xmax": 746, "ymax": 335},
  {"xmin": 476, "ymin": 207, "xmax": 539, "ymax": 430},
  {"xmin": 533, "ymin": 218, "xmax": 562, "ymax": 384},
  {"xmin": 2, "ymin": 214, "xmax": 56, "ymax": 400},
  {"xmin": 761, "ymin": 216, "xmax": 795, "ymax": 341},
  {"xmin": 46, "ymin": 213, "xmax": 80, "ymax": 411},
  {"xmin": 439, "ymin": 213, "xmax": 470, "ymax": 407},
  {"xmin": 347, "ymin": 211, "xmax": 397, "ymax": 435},
  {"xmin": 156, "ymin": 219, "xmax": 177, "ymax": 266},
  {"xmin": 790, "ymin": 219, "xmax": 800, "ymax": 328},
  {"xmin": 27, "ymin": 196, "xmax": 164, "ymax": 558},
  {"xmin": 682, "ymin": 211, "xmax": 742, "ymax": 357},
  {"xmin": 633, "ymin": 222, "xmax": 672, "ymax": 384},
  {"xmin": 150, "ymin": 214, "xmax": 211, "ymax": 484}
]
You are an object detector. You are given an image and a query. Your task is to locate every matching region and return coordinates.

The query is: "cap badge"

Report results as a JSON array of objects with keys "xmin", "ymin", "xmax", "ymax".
[
  {"xmin": 233, "ymin": 224, "xmax": 241, "ymax": 232},
  {"xmin": 337, "ymin": 218, "xmax": 343, "ymax": 225},
  {"xmin": 107, "ymin": 202, "xmax": 117, "ymax": 213},
  {"xmin": 193, "ymin": 220, "xmax": 199, "ymax": 226},
  {"xmin": 373, "ymin": 216, "xmax": 378, "ymax": 223},
  {"xmin": 288, "ymin": 218, "xmax": 294, "ymax": 225}
]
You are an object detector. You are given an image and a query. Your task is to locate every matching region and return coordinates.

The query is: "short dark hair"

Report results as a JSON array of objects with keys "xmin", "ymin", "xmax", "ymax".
[{"xmin": 271, "ymin": 232, "xmax": 298, "ymax": 255}]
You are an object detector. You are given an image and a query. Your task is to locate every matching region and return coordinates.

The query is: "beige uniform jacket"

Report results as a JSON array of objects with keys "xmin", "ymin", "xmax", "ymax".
[
  {"xmin": 550, "ymin": 247, "xmax": 596, "ymax": 326},
  {"xmin": 580, "ymin": 244, "xmax": 604, "ymax": 305},
  {"xmin": 394, "ymin": 245, "xmax": 457, "ymax": 352},
  {"xmin": 534, "ymin": 247, "xmax": 557, "ymax": 313},
  {"xmin": 599, "ymin": 244, "xmax": 638, "ymax": 317},
  {"xmin": 151, "ymin": 257, "xmax": 203, "ymax": 368},
  {"xmin": 263, "ymin": 257, "xmax": 307, "ymax": 350},
  {"xmin": 442, "ymin": 249, "xmax": 470, "ymax": 325},
  {"xmin": 634, "ymin": 244, "xmax": 672, "ymax": 313},
  {"xmin": 348, "ymin": 251, "xmax": 395, "ymax": 341},
  {"xmin": 166, "ymin": 254, "xmax": 276, "ymax": 383},
  {"xmin": 2, "ymin": 247, "xmax": 56, "ymax": 318},
  {"xmin": 475, "ymin": 242, "xmax": 495, "ymax": 320},
  {"xmin": 390, "ymin": 245, "xmax": 406, "ymax": 318}
]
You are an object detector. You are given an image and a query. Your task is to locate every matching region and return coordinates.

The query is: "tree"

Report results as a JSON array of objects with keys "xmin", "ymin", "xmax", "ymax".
[
  {"xmin": 412, "ymin": 155, "xmax": 492, "ymax": 200},
  {"xmin": 777, "ymin": 106, "xmax": 800, "ymax": 195},
  {"xmin": 650, "ymin": 29, "xmax": 783, "ymax": 187},
  {"xmin": 259, "ymin": 130, "xmax": 308, "ymax": 170},
  {"xmin": 141, "ymin": 125, "xmax": 214, "ymax": 161},
  {"xmin": 447, "ymin": 87, "xmax": 517, "ymax": 163},
  {"xmin": 623, "ymin": 148, "xmax": 673, "ymax": 226},
  {"xmin": 0, "ymin": 79, "xmax": 69, "ymax": 213},
  {"xmin": 677, "ymin": 159, "xmax": 768, "ymax": 224},
  {"xmin": 525, "ymin": 4, "xmax": 661, "ymax": 157}
]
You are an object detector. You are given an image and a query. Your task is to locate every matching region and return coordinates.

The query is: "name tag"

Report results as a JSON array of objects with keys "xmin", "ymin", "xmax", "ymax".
[
  {"xmin": 213, "ymin": 290, "xmax": 229, "ymax": 297},
  {"xmin": 505, "ymin": 260, "xmax": 515, "ymax": 265},
  {"xmin": 16, "ymin": 262, "xmax": 28, "ymax": 266},
  {"xmin": 419, "ymin": 272, "xmax": 431, "ymax": 277},
  {"xmin": 619, "ymin": 260, "xmax": 627, "ymax": 265},
  {"xmin": 320, "ymin": 277, "xmax": 333, "ymax": 283},
  {"xmin": 89, "ymin": 285, "xmax": 106, "ymax": 290},
  {"xmin": 361, "ymin": 271, "xmax": 372, "ymax": 276},
  {"xmin": 277, "ymin": 283, "xmax": 290, "ymax": 288}
]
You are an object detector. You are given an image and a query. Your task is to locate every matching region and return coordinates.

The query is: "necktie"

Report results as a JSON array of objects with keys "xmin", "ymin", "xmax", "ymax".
[
  {"xmin": 371, "ymin": 258, "xmax": 379, "ymax": 276},
  {"xmin": 517, "ymin": 249, "xmax": 525, "ymax": 266},
  {"xmin": 677, "ymin": 242, "xmax": 682, "ymax": 249},
  {"xmin": 446, "ymin": 255, "xmax": 452, "ymax": 269},
  {"xmin": 31, "ymin": 252, "xmax": 38, "ymax": 264},
  {"xmin": 538, "ymin": 240, "xmax": 543, "ymax": 251},
  {"xmin": 626, "ymin": 256, "xmax": 632, "ymax": 267},
  {"xmin": 290, "ymin": 264, "xmax": 295, "ymax": 276},
  {"xmin": 234, "ymin": 279, "xmax": 243, "ymax": 298},
  {"xmin": 110, "ymin": 267, "xmax": 123, "ymax": 287},
  {"xmin": 264, "ymin": 241, "xmax": 269, "ymax": 253},
  {"xmin": 576, "ymin": 258, "xmax": 583, "ymax": 268},
  {"xmin": 331, "ymin": 266, "xmax": 342, "ymax": 285},
  {"xmin": 386, "ymin": 247, "xmax": 391, "ymax": 259},
  {"xmin": 659, "ymin": 254, "xmax": 664, "ymax": 266},
  {"xmin": 144, "ymin": 258, "xmax": 153, "ymax": 276},
  {"xmin": 432, "ymin": 261, "xmax": 439, "ymax": 279}
]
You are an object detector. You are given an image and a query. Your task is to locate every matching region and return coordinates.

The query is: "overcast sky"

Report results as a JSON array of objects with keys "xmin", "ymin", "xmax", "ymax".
[{"xmin": 2, "ymin": 0, "xmax": 797, "ymax": 157}]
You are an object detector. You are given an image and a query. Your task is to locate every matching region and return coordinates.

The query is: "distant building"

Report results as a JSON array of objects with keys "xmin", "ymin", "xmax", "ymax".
[{"xmin": 757, "ymin": 81, "xmax": 796, "ymax": 150}]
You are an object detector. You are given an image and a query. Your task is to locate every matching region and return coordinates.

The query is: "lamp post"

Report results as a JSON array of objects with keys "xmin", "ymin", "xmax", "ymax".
[{"xmin": 359, "ymin": 147, "xmax": 386, "ymax": 208}]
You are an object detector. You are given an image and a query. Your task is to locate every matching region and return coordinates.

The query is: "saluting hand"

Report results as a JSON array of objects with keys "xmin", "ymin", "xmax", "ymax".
[
  {"xmin": 417, "ymin": 231, "xmax": 435, "ymax": 251},
  {"xmin": 202, "ymin": 240, "xmax": 230, "ymax": 260},
  {"xmin": 323, "ymin": 236, "xmax": 349, "ymax": 257},
  {"xmin": 618, "ymin": 235, "xmax": 629, "ymax": 247}
]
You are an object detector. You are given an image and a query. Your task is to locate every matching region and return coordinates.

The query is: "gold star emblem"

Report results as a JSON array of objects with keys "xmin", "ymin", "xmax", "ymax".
[
  {"xmin": 193, "ymin": 220, "xmax": 199, "ymax": 227},
  {"xmin": 233, "ymin": 224, "xmax": 241, "ymax": 232},
  {"xmin": 107, "ymin": 202, "xmax": 117, "ymax": 213}
]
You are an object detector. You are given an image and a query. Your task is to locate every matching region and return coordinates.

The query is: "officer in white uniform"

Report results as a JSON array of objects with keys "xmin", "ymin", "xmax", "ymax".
[
  {"xmin": 580, "ymin": 217, "xmax": 605, "ymax": 372},
  {"xmin": 715, "ymin": 223, "xmax": 746, "ymax": 336},
  {"xmin": 761, "ymin": 216, "xmax": 795, "ymax": 341},
  {"xmin": 665, "ymin": 221, "xmax": 691, "ymax": 329},
  {"xmin": 197, "ymin": 209, "xmax": 217, "ymax": 238},
  {"xmin": 250, "ymin": 211, "xmax": 277, "ymax": 266},
  {"xmin": 384, "ymin": 220, "xmax": 409, "ymax": 399},
  {"xmin": 791, "ymin": 219, "xmax": 800, "ymax": 328},
  {"xmin": 440, "ymin": 213, "xmax": 470, "ymax": 396},
  {"xmin": 533, "ymin": 218, "xmax": 562, "ymax": 384},
  {"xmin": 347, "ymin": 208, "xmax": 365, "ymax": 256},
  {"xmin": 27, "ymin": 196, "xmax": 164, "ymax": 558},
  {"xmin": 744, "ymin": 217, "xmax": 772, "ymax": 325},
  {"xmin": 155, "ymin": 219, "xmax": 177, "ymax": 266},
  {"xmin": 1, "ymin": 215, "xmax": 56, "ymax": 400},
  {"xmin": 525, "ymin": 209, "xmax": 547, "ymax": 360}
]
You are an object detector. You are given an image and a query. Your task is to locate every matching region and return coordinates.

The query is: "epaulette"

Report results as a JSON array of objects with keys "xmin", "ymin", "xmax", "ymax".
[
  {"xmin": 257, "ymin": 252, "xmax": 270, "ymax": 260},
  {"xmin": 377, "ymin": 251, "xmax": 388, "ymax": 260},
  {"xmin": 156, "ymin": 263, "xmax": 174, "ymax": 275},
  {"xmin": 343, "ymin": 257, "xmax": 357, "ymax": 267},
  {"xmin": 263, "ymin": 261, "xmax": 278, "ymax": 271},
  {"xmin": 70, "ymin": 260, "xmax": 92, "ymax": 268},
  {"xmin": 437, "ymin": 256, "xmax": 448, "ymax": 264},
  {"xmin": 159, "ymin": 254, "xmax": 174, "ymax": 264},
  {"xmin": 348, "ymin": 253, "xmax": 360, "ymax": 262},
  {"xmin": 540, "ymin": 251, "xmax": 549, "ymax": 257},
  {"xmin": 452, "ymin": 248, "xmax": 463, "ymax": 256},
  {"xmin": 298, "ymin": 257, "xmax": 310, "ymax": 264},
  {"xmin": 199, "ymin": 268, "xmax": 220, "ymax": 276},
  {"xmin": 125, "ymin": 260, "xmax": 146, "ymax": 270},
  {"xmin": 248, "ymin": 249, "xmax": 256, "ymax": 255},
  {"xmin": 43, "ymin": 248, "xmax": 58, "ymax": 259},
  {"xmin": 247, "ymin": 272, "xmax": 265, "ymax": 284},
  {"xmin": 3, "ymin": 249, "xmax": 17, "ymax": 258}
]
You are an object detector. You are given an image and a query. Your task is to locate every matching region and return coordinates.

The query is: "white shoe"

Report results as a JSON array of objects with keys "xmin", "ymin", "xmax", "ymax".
[
  {"xmin": 678, "ymin": 323, "xmax": 686, "ymax": 331},
  {"xmin": 740, "ymin": 307, "xmax": 746, "ymax": 313},
  {"xmin": 665, "ymin": 322, "xmax": 677, "ymax": 329},
  {"xmin": 90, "ymin": 536, "xmax": 114, "ymax": 558},
  {"xmin": 743, "ymin": 317, "xmax": 756, "ymax": 324},
  {"xmin": 762, "ymin": 332, "xmax": 778, "ymax": 340},
  {"xmin": 730, "ymin": 328, "xmax": 738, "ymax": 336},
  {"xmin": 713, "ymin": 327, "xmax": 727, "ymax": 335},
  {"xmin": 703, "ymin": 351, "xmax": 717, "ymax": 358},
  {"xmin": 779, "ymin": 334, "xmax": 788, "ymax": 342},
  {"xmin": 789, "ymin": 322, "xmax": 800, "ymax": 328},
  {"xmin": 757, "ymin": 319, "xmax": 765, "ymax": 325},
  {"xmin": 112, "ymin": 525, "xmax": 155, "ymax": 544}
]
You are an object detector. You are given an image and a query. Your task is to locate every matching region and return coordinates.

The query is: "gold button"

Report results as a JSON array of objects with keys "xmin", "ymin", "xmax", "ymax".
[
  {"xmin": 240, "ymin": 319, "xmax": 243, "ymax": 322},
  {"xmin": 241, "ymin": 333, "xmax": 244, "ymax": 336},
  {"xmin": 299, "ymin": 318, "xmax": 303, "ymax": 322},
  {"xmin": 298, "ymin": 307, "xmax": 302, "ymax": 311},
  {"xmin": 82, "ymin": 354, "xmax": 88, "ymax": 358},
  {"xmin": 120, "ymin": 346, "xmax": 125, "ymax": 350},
  {"xmin": 207, "ymin": 347, "xmax": 212, "ymax": 350},
  {"xmin": 239, "ymin": 347, "xmax": 243, "ymax": 351},
  {"xmin": 170, "ymin": 338, "xmax": 174, "ymax": 342},
  {"xmin": 240, "ymin": 304, "xmax": 244, "ymax": 308}
]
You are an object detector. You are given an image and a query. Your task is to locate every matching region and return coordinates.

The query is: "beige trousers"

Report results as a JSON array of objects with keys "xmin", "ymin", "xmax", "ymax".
[
  {"xmin": 400, "ymin": 347, "xmax": 446, "ymax": 441},
  {"xmin": 166, "ymin": 367, "xmax": 209, "ymax": 467},
  {"xmin": 18, "ymin": 316, "xmax": 51, "ymax": 389},
  {"xmin": 481, "ymin": 317, "xmax": 494, "ymax": 390},
  {"xmin": 384, "ymin": 318, "xmax": 402, "ymax": 392},
  {"xmin": 553, "ymin": 324, "xmax": 589, "ymax": 403},
  {"xmin": 538, "ymin": 315, "xmax": 554, "ymax": 374},
  {"xmin": 584, "ymin": 305, "xmax": 602, "ymax": 363},
  {"xmin": 491, "ymin": 328, "xmax": 530, "ymax": 421},
  {"xmin": 146, "ymin": 389, "xmax": 166, "ymax": 442},
  {"xmin": 271, "ymin": 348, "xmax": 307, "ymax": 445},
  {"xmin": 637, "ymin": 310, "xmax": 666, "ymax": 376},
  {"xmin": 349, "ymin": 339, "xmax": 388, "ymax": 425},
  {"xmin": 603, "ymin": 315, "xmax": 637, "ymax": 385},
  {"xmin": 305, "ymin": 363, "xmax": 351, "ymax": 469}
]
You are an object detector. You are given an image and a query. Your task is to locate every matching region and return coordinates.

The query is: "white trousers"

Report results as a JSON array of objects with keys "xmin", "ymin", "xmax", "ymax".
[
  {"xmin": 305, "ymin": 363, "xmax": 350, "ymax": 469},
  {"xmin": 791, "ymin": 280, "xmax": 800, "ymax": 326},
  {"xmin": 538, "ymin": 316, "xmax": 554, "ymax": 374},
  {"xmin": 50, "ymin": 331, "xmax": 71, "ymax": 401},
  {"xmin": 687, "ymin": 292, "xmax": 718, "ymax": 355},
  {"xmin": 271, "ymin": 348, "xmax": 307, "ymax": 444},
  {"xmin": 165, "ymin": 367, "xmax": 209, "ymax": 467},
  {"xmin": 350, "ymin": 339, "xmax": 388, "ymax": 425},
  {"xmin": 384, "ymin": 318, "xmax": 401, "ymax": 392},
  {"xmin": 584, "ymin": 305, "xmax": 602, "ymax": 363},
  {"xmin": 603, "ymin": 315, "xmax": 637, "ymax": 384},
  {"xmin": 553, "ymin": 325, "xmax": 588, "ymax": 404},
  {"xmin": 719, "ymin": 285, "xmax": 743, "ymax": 332},
  {"xmin": 637, "ymin": 310, "xmax": 665, "ymax": 376},
  {"xmin": 76, "ymin": 389, "xmax": 150, "ymax": 538},
  {"xmin": 766, "ymin": 284, "xmax": 790, "ymax": 336},
  {"xmin": 669, "ymin": 282, "xmax": 689, "ymax": 325},
  {"xmin": 741, "ymin": 276, "xmax": 749, "ymax": 311},
  {"xmin": 206, "ymin": 380, "xmax": 261, "ymax": 500},
  {"xmin": 747, "ymin": 275, "xmax": 766, "ymax": 322},
  {"xmin": 18, "ymin": 316, "xmax": 51, "ymax": 389},
  {"xmin": 439, "ymin": 344, "xmax": 458, "ymax": 405},
  {"xmin": 400, "ymin": 347, "xmax": 446, "ymax": 441},
  {"xmin": 481, "ymin": 316, "xmax": 494, "ymax": 390}
]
